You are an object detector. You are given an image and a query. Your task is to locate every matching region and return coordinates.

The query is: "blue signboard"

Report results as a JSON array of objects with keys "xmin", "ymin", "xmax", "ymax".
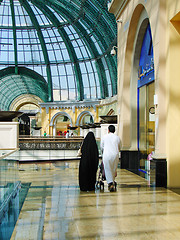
[{"xmin": 138, "ymin": 24, "xmax": 154, "ymax": 88}]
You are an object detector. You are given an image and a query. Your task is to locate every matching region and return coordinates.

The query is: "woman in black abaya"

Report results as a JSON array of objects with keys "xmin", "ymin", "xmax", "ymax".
[{"xmin": 79, "ymin": 131, "xmax": 99, "ymax": 191}]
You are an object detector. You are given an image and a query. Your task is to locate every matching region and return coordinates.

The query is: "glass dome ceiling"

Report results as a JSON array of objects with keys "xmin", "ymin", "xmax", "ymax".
[{"xmin": 0, "ymin": 0, "xmax": 117, "ymax": 110}]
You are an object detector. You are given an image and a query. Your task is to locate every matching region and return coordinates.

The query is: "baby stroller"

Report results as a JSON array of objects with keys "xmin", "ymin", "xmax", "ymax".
[
  {"xmin": 96, "ymin": 161, "xmax": 117, "ymax": 191},
  {"xmin": 96, "ymin": 162, "xmax": 106, "ymax": 190}
]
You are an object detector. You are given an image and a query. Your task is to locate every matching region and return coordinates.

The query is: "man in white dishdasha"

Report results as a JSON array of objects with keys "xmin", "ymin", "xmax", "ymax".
[{"xmin": 101, "ymin": 125, "xmax": 121, "ymax": 192}]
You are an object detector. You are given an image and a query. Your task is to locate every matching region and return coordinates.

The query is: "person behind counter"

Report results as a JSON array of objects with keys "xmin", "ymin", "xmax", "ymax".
[{"xmin": 66, "ymin": 130, "xmax": 70, "ymax": 139}]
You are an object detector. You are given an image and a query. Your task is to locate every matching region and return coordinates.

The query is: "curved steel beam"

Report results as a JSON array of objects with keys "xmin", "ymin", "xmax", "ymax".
[
  {"xmin": 44, "ymin": 0, "xmax": 114, "ymax": 54},
  {"xmin": 54, "ymin": 0, "xmax": 115, "ymax": 45},
  {"xmin": 0, "ymin": 67, "xmax": 48, "ymax": 110},
  {"xmin": 42, "ymin": 0, "xmax": 109, "ymax": 98},
  {"xmin": 10, "ymin": 0, "xmax": 18, "ymax": 74},
  {"xmin": 32, "ymin": 0, "xmax": 84, "ymax": 100},
  {"xmin": 19, "ymin": 0, "xmax": 53, "ymax": 102}
]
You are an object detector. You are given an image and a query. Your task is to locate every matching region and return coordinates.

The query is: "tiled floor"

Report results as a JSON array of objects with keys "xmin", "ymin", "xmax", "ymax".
[{"xmin": 9, "ymin": 160, "xmax": 180, "ymax": 240}]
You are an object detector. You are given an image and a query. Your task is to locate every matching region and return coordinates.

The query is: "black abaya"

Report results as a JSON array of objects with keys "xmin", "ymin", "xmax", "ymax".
[{"xmin": 79, "ymin": 132, "xmax": 99, "ymax": 191}]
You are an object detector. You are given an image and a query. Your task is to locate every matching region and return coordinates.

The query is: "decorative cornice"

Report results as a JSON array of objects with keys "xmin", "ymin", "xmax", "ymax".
[
  {"xmin": 98, "ymin": 95, "xmax": 117, "ymax": 107},
  {"xmin": 40, "ymin": 100, "xmax": 101, "ymax": 111},
  {"xmin": 108, "ymin": 0, "xmax": 130, "ymax": 19}
]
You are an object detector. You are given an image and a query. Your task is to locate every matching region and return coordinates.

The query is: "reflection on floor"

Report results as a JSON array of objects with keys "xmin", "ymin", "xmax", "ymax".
[
  {"xmin": 7, "ymin": 160, "xmax": 180, "ymax": 239},
  {"xmin": 0, "ymin": 183, "xmax": 30, "ymax": 240}
]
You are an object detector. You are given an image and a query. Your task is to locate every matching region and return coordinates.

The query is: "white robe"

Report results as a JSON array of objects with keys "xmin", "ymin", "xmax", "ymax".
[{"xmin": 101, "ymin": 133, "xmax": 121, "ymax": 184}]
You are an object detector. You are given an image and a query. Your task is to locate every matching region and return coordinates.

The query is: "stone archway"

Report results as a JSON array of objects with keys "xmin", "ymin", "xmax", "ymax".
[
  {"xmin": 50, "ymin": 112, "xmax": 72, "ymax": 136},
  {"xmin": 9, "ymin": 94, "xmax": 42, "ymax": 111},
  {"xmin": 76, "ymin": 111, "xmax": 94, "ymax": 126},
  {"xmin": 119, "ymin": 4, "xmax": 149, "ymax": 150},
  {"xmin": 130, "ymin": 9, "xmax": 150, "ymax": 150}
]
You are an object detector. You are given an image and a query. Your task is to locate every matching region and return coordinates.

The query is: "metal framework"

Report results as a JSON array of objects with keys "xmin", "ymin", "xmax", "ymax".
[
  {"xmin": 0, "ymin": 0, "xmax": 117, "ymax": 109},
  {"xmin": 0, "ymin": 67, "xmax": 48, "ymax": 110}
]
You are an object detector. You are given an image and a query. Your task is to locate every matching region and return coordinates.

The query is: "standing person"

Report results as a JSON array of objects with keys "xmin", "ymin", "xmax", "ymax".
[
  {"xmin": 79, "ymin": 131, "xmax": 99, "ymax": 191},
  {"xmin": 101, "ymin": 125, "xmax": 121, "ymax": 192},
  {"xmin": 66, "ymin": 130, "xmax": 70, "ymax": 139}
]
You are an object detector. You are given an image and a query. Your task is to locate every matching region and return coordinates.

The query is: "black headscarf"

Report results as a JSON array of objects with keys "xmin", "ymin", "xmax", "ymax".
[{"xmin": 79, "ymin": 131, "xmax": 99, "ymax": 191}]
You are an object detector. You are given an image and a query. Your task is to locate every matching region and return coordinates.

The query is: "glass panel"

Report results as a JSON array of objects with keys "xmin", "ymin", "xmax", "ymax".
[
  {"xmin": 139, "ymin": 85, "xmax": 147, "ymax": 155},
  {"xmin": 138, "ymin": 86, "xmax": 147, "ymax": 177},
  {"xmin": 147, "ymin": 82, "xmax": 155, "ymax": 155},
  {"xmin": 0, "ymin": 0, "xmax": 117, "ymax": 103},
  {"xmin": 138, "ymin": 82, "xmax": 155, "ymax": 177}
]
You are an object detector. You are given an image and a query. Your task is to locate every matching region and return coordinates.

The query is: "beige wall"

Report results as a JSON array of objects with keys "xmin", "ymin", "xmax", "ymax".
[
  {"xmin": 41, "ymin": 107, "xmax": 50, "ymax": 135},
  {"xmin": 98, "ymin": 95, "xmax": 117, "ymax": 116},
  {"xmin": 111, "ymin": 0, "xmax": 163, "ymax": 151},
  {"xmin": 166, "ymin": 1, "xmax": 180, "ymax": 187},
  {"xmin": 110, "ymin": 0, "xmax": 180, "ymax": 187}
]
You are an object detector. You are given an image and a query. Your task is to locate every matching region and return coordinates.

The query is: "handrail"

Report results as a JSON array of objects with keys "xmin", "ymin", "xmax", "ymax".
[{"xmin": 19, "ymin": 135, "xmax": 84, "ymax": 138}]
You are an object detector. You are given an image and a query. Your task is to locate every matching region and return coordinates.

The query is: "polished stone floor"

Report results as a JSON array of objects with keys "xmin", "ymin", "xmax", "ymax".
[{"xmin": 9, "ymin": 160, "xmax": 180, "ymax": 240}]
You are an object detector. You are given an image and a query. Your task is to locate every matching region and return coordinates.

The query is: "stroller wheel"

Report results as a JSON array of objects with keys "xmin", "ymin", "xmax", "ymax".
[
  {"xmin": 100, "ymin": 181, "xmax": 104, "ymax": 190},
  {"xmin": 95, "ymin": 181, "xmax": 100, "ymax": 189}
]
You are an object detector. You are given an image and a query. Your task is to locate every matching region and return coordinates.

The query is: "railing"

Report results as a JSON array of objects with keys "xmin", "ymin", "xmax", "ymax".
[
  {"xmin": 19, "ymin": 136, "xmax": 84, "ymax": 150},
  {"xmin": 19, "ymin": 135, "xmax": 84, "ymax": 138}
]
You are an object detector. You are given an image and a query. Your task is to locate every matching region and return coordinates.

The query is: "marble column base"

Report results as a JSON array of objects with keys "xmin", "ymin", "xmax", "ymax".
[
  {"xmin": 150, "ymin": 158, "xmax": 167, "ymax": 188},
  {"xmin": 121, "ymin": 151, "xmax": 167, "ymax": 187},
  {"xmin": 121, "ymin": 150, "xmax": 139, "ymax": 174}
]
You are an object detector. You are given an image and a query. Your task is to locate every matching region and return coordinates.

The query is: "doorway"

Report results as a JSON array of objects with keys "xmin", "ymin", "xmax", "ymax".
[{"xmin": 138, "ymin": 82, "xmax": 155, "ymax": 175}]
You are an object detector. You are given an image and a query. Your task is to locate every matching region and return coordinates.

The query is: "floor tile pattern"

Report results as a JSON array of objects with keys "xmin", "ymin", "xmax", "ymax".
[{"xmin": 9, "ymin": 161, "xmax": 180, "ymax": 240}]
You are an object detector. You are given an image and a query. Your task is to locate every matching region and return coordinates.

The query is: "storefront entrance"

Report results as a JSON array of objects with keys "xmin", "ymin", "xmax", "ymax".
[
  {"xmin": 137, "ymin": 23, "xmax": 155, "ymax": 178},
  {"xmin": 138, "ymin": 82, "xmax": 155, "ymax": 176}
]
